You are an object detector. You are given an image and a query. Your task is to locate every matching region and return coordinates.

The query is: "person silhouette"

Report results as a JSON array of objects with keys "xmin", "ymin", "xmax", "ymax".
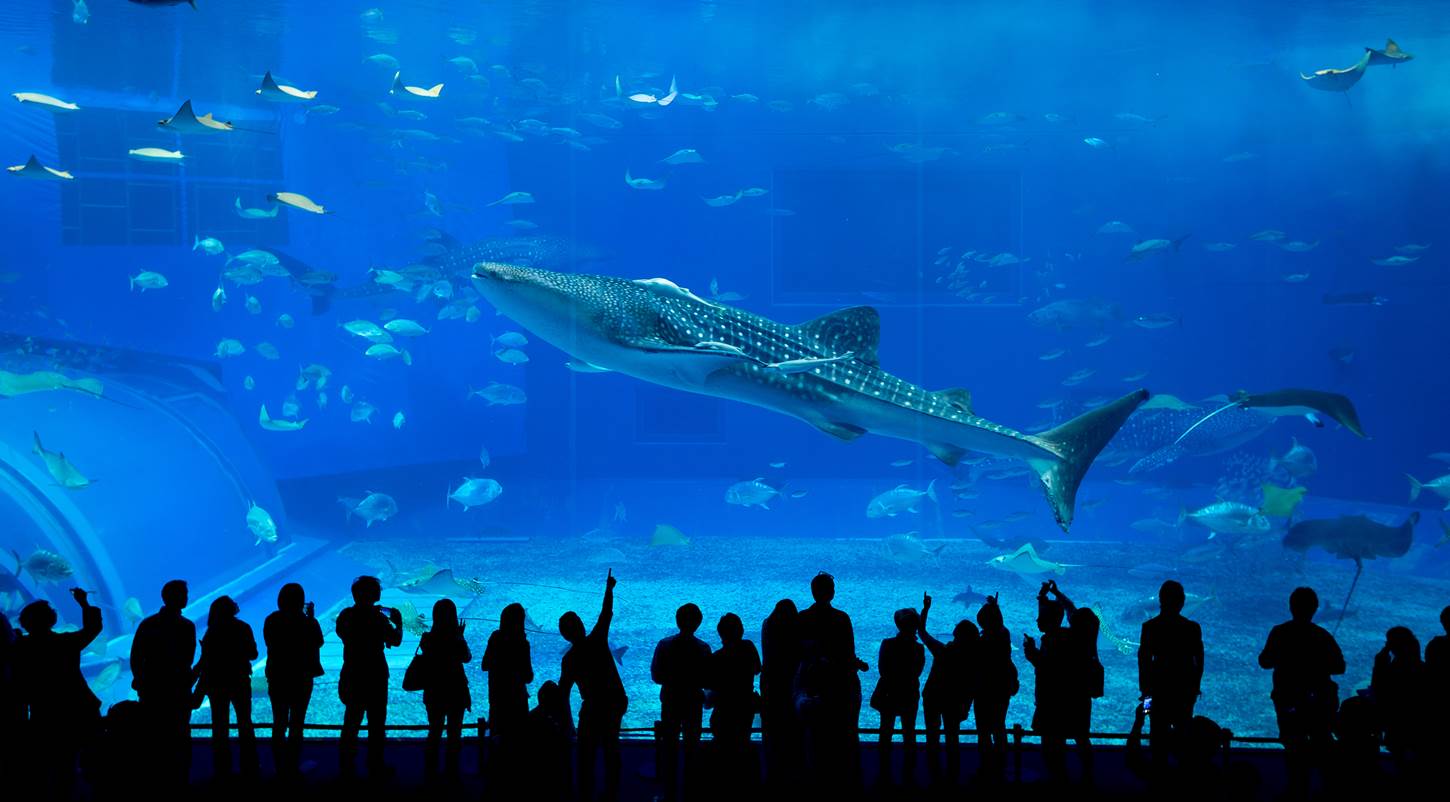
[
  {"xmin": 1370, "ymin": 626, "xmax": 1424, "ymax": 770},
  {"xmin": 1137, "ymin": 579, "xmax": 1204, "ymax": 769},
  {"xmin": 13, "ymin": 589, "xmax": 102, "ymax": 796},
  {"xmin": 336, "ymin": 575, "xmax": 403, "ymax": 777},
  {"xmin": 872, "ymin": 606, "xmax": 925, "ymax": 785},
  {"xmin": 262, "ymin": 582, "xmax": 323, "ymax": 778},
  {"xmin": 194, "ymin": 595, "xmax": 259, "ymax": 777},
  {"xmin": 707, "ymin": 612, "xmax": 761, "ymax": 793},
  {"xmin": 130, "ymin": 579, "xmax": 196, "ymax": 787},
  {"xmin": 527, "ymin": 680, "xmax": 573, "ymax": 801},
  {"xmin": 1258, "ymin": 586, "xmax": 1344, "ymax": 797},
  {"xmin": 1426, "ymin": 605, "xmax": 1450, "ymax": 756},
  {"xmin": 973, "ymin": 593, "xmax": 1017, "ymax": 785},
  {"xmin": 918, "ymin": 592, "xmax": 977, "ymax": 783},
  {"xmin": 481, "ymin": 601, "xmax": 533, "ymax": 791},
  {"xmin": 1024, "ymin": 582, "xmax": 1073, "ymax": 784},
  {"xmin": 1065, "ymin": 603, "xmax": 1102, "ymax": 785},
  {"xmin": 482, "ymin": 602, "xmax": 533, "ymax": 744},
  {"xmin": 420, "ymin": 598, "xmax": 471, "ymax": 781},
  {"xmin": 559, "ymin": 569, "xmax": 628, "ymax": 801},
  {"xmin": 759, "ymin": 598, "xmax": 801, "ymax": 788},
  {"xmin": 0, "ymin": 610, "xmax": 18, "ymax": 780},
  {"xmin": 651, "ymin": 602, "xmax": 711, "ymax": 801},
  {"xmin": 795, "ymin": 572, "xmax": 868, "ymax": 791}
]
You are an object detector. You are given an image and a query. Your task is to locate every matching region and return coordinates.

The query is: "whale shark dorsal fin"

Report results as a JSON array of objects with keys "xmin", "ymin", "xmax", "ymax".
[
  {"xmin": 936, "ymin": 387, "xmax": 973, "ymax": 415},
  {"xmin": 799, "ymin": 306, "xmax": 880, "ymax": 365}
]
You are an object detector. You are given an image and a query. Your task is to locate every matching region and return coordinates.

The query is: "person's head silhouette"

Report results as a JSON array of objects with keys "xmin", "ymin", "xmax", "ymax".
[
  {"xmin": 718, "ymin": 612, "xmax": 744, "ymax": 644},
  {"xmin": 161, "ymin": 579, "xmax": 188, "ymax": 610},
  {"xmin": 1159, "ymin": 580, "xmax": 1186, "ymax": 615},
  {"xmin": 207, "ymin": 595, "xmax": 239, "ymax": 628},
  {"xmin": 1440, "ymin": 604, "xmax": 1450, "ymax": 634},
  {"xmin": 893, "ymin": 607, "xmax": 919, "ymax": 636},
  {"xmin": 501, "ymin": 602, "xmax": 526, "ymax": 635},
  {"xmin": 810, "ymin": 572, "xmax": 835, "ymax": 605},
  {"xmin": 1384, "ymin": 626, "xmax": 1420, "ymax": 661},
  {"xmin": 538, "ymin": 679, "xmax": 562, "ymax": 708},
  {"xmin": 676, "ymin": 603, "xmax": 703, "ymax": 635},
  {"xmin": 18, "ymin": 600, "xmax": 57, "ymax": 634},
  {"xmin": 1037, "ymin": 595, "xmax": 1064, "ymax": 633},
  {"xmin": 1071, "ymin": 606, "xmax": 1100, "ymax": 640},
  {"xmin": 558, "ymin": 611, "xmax": 586, "ymax": 645},
  {"xmin": 977, "ymin": 596, "xmax": 1003, "ymax": 631},
  {"xmin": 770, "ymin": 598, "xmax": 797, "ymax": 621},
  {"xmin": 432, "ymin": 598, "xmax": 459, "ymax": 634},
  {"xmin": 952, "ymin": 620, "xmax": 979, "ymax": 643},
  {"xmin": 351, "ymin": 575, "xmax": 382, "ymax": 606},
  {"xmin": 277, "ymin": 582, "xmax": 305, "ymax": 612},
  {"xmin": 1289, "ymin": 586, "xmax": 1318, "ymax": 623}
]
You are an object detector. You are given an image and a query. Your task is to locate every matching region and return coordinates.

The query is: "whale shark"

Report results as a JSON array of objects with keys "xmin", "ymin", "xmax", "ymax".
[{"xmin": 471, "ymin": 261, "xmax": 1148, "ymax": 531}]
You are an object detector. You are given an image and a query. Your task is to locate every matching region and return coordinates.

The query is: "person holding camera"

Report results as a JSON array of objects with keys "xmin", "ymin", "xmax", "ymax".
[
  {"xmin": 336, "ymin": 575, "xmax": 403, "ymax": 777},
  {"xmin": 263, "ymin": 582, "xmax": 324, "ymax": 778}
]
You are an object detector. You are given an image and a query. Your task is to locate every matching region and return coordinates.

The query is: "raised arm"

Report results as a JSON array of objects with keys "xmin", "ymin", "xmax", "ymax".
[
  {"xmin": 918, "ymin": 593, "xmax": 946, "ymax": 656},
  {"xmin": 384, "ymin": 607, "xmax": 404, "ymax": 648},
  {"xmin": 591, "ymin": 569, "xmax": 616, "ymax": 640},
  {"xmin": 72, "ymin": 589, "xmax": 102, "ymax": 650}
]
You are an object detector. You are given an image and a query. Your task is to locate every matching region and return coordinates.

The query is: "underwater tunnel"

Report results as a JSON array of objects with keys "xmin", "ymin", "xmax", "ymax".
[{"xmin": 0, "ymin": 335, "xmax": 326, "ymax": 650}]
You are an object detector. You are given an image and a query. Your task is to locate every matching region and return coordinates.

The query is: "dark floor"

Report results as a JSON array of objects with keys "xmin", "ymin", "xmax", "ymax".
[{"xmin": 42, "ymin": 735, "xmax": 1397, "ymax": 801}]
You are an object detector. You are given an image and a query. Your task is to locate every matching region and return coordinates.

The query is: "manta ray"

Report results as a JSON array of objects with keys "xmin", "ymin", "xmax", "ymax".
[
  {"xmin": 1301, "ymin": 50, "xmax": 1371, "ymax": 92},
  {"xmin": 471, "ymin": 262, "xmax": 1148, "ymax": 531},
  {"xmin": 1285, "ymin": 511, "xmax": 1416, "ymax": 631}
]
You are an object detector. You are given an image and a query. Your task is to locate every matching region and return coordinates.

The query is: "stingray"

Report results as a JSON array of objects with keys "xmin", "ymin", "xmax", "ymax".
[
  {"xmin": 158, "ymin": 100, "xmax": 234, "ymax": 134},
  {"xmin": 1233, "ymin": 388, "xmax": 1367, "ymax": 438},
  {"xmin": 1284, "ymin": 511, "xmax": 1417, "ymax": 632},
  {"xmin": 1301, "ymin": 50, "xmax": 1371, "ymax": 93},
  {"xmin": 256, "ymin": 71, "xmax": 317, "ymax": 102},
  {"xmin": 1365, "ymin": 38, "xmax": 1413, "ymax": 67},
  {"xmin": 7, "ymin": 154, "xmax": 73, "ymax": 180},
  {"xmin": 1261, "ymin": 483, "xmax": 1308, "ymax": 518}
]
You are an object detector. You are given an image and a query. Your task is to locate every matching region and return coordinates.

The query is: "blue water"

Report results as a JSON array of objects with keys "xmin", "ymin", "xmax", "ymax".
[{"xmin": 1, "ymin": 0, "xmax": 1448, "ymax": 737}]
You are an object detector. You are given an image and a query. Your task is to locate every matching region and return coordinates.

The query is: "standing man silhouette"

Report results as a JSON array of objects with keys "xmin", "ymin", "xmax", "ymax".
[{"xmin": 1138, "ymin": 580, "xmax": 1204, "ymax": 767}]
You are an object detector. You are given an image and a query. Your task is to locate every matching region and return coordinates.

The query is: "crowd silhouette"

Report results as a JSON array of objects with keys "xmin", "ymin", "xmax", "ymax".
[{"xmin": 0, "ymin": 567, "xmax": 1445, "ymax": 800}]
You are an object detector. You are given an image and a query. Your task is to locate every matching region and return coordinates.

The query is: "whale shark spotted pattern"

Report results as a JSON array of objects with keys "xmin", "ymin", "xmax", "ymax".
[{"xmin": 471, "ymin": 262, "xmax": 1148, "ymax": 531}]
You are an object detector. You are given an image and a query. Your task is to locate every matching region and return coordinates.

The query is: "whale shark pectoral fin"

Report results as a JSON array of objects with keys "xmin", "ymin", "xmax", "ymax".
[
  {"xmin": 812, "ymin": 419, "xmax": 867, "ymax": 442},
  {"xmin": 798, "ymin": 306, "xmax": 881, "ymax": 366},
  {"xmin": 927, "ymin": 442, "xmax": 967, "ymax": 466},
  {"xmin": 623, "ymin": 338, "xmax": 759, "ymax": 383},
  {"xmin": 935, "ymin": 387, "xmax": 974, "ymax": 415}
]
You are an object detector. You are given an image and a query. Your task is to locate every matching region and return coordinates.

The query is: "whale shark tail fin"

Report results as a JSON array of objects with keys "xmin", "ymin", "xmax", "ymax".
[{"xmin": 1030, "ymin": 389, "xmax": 1150, "ymax": 531}]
